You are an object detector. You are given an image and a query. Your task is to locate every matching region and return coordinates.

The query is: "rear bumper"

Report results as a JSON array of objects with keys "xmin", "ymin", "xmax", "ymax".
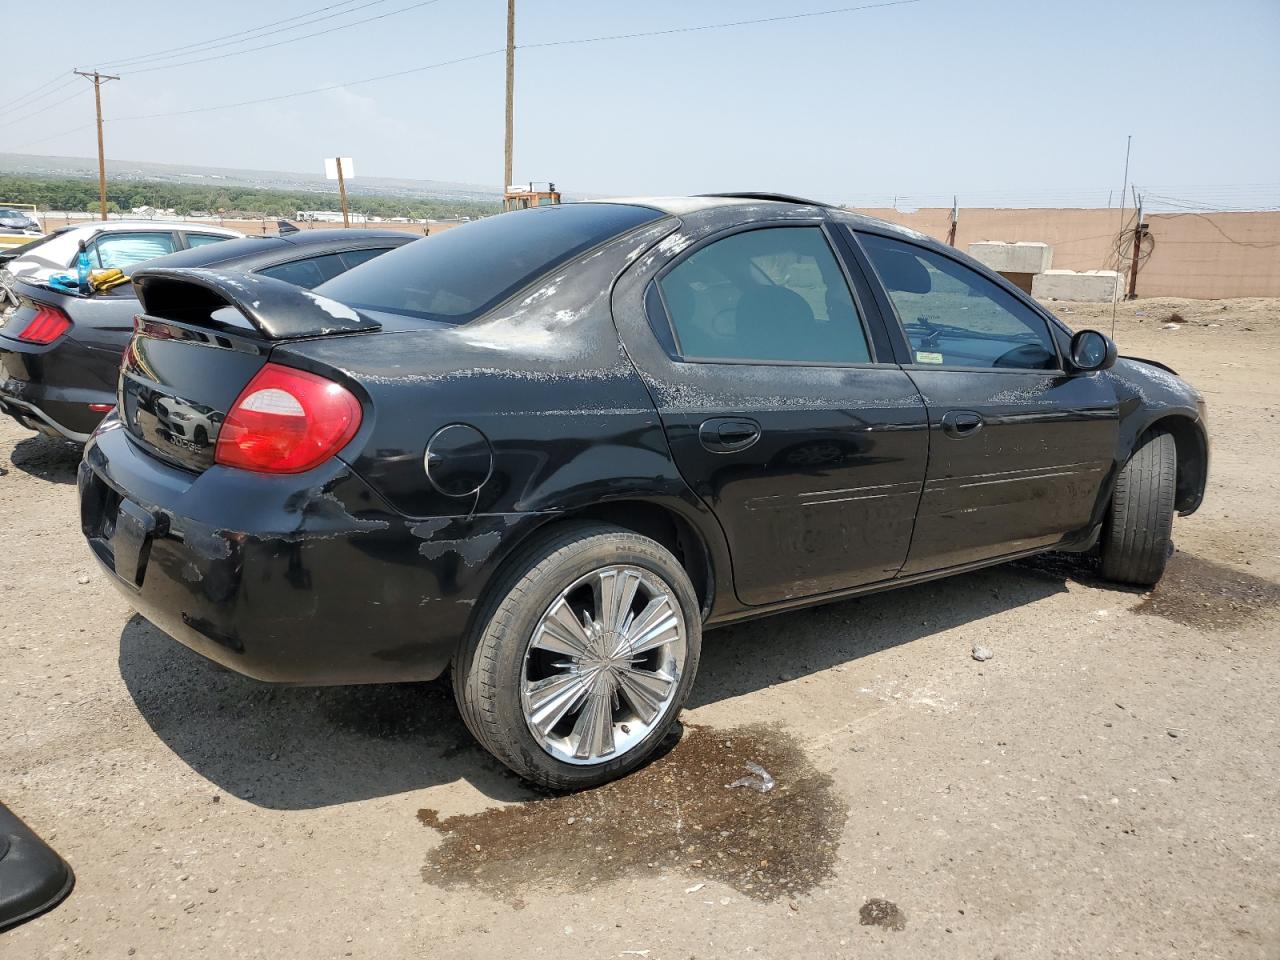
[
  {"xmin": 0, "ymin": 390, "xmax": 96, "ymax": 442},
  {"xmin": 0, "ymin": 335, "xmax": 119, "ymax": 440},
  {"xmin": 80, "ymin": 418, "xmax": 551, "ymax": 685}
]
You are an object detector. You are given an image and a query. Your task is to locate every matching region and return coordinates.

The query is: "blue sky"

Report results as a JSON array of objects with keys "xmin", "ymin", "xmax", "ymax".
[{"xmin": 3, "ymin": 0, "xmax": 1278, "ymax": 206}]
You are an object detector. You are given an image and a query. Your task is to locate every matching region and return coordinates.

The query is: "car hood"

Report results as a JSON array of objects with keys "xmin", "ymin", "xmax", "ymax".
[{"xmin": 1119, "ymin": 353, "xmax": 1179, "ymax": 376}]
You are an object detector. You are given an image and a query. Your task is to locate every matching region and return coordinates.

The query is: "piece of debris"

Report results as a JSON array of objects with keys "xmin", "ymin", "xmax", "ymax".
[
  {"xmin": 76, "ymin": 574, "xmax": 90, "ymax": 585},
  {"xmin": 1167, "ymin": 729, "xmax": 1181, "ymax": 738},
  {"xmin": 726, "ymin": 762, "xmax": 775, "ymax": 793},
  {"xmin": 685, "ymin": 882, "xmax": 705, "ymax": 894},
  {"xmin": 1161, "ymin": 323, "xmax": 1181, "ymax": 330},
  {"xmin": 859, "ymin": 898, "xmax": 907, "ymax": 931},
  {"xmin": 971, "ymin": 645, "xmax": 994, "ymax": 662}
]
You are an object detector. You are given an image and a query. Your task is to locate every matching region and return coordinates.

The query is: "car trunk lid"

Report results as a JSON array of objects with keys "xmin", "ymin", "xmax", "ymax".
[{"xmin": 119, "ymin": 268, "xmax": 379, "ymax": 472}]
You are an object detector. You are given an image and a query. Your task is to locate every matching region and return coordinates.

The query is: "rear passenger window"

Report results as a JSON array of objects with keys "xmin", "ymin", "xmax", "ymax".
[
  {"xmin": 185, "ymin": 234, "xmax": 230, "ymax": 249},
  {"xmin": 860, "ymin": 233, "xmax": 1059, "ymax": 370},
  {"xmin": 257, "ymin": 253, "xmax": 349, "ymax": 289},
  {"xmin": 88, "ymin": 232, "xmax": 178, "ymax": 270},
  {"xmin": 339, "ymin": 247, "xmax": 393, "ymax": 270},
  {"xmin": 657, "ymin": 227, "xmax": 870, "ymax": 364}
]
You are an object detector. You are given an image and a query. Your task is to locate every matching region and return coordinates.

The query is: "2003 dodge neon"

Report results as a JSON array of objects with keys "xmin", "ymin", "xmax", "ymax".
[{"xmin": 77, "ymin": 195, "xmax": 1208, "ymax": 788}]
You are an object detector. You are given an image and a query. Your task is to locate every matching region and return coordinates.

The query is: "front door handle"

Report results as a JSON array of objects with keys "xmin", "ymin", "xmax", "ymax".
[
  {"xmin": 698, "ymin": 417, "xmax": 761, "ymax": 453},
  {"xmin": 941, "ymin": 410, "xmax": 984, "ymax": 439}
]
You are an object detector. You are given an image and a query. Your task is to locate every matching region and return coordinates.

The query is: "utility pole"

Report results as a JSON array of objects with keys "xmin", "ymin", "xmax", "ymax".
[
  {"xmin": 335, "ymin": 159, "xmax": 351, "ymax": 228},
  {"xmin": 1127, "ymin": 190, "xmax": 1145, "ymax": 300},
  {"xmin": 74, "ymin": 70, "xmax": 119, "ymax": 221},
  {"xmin": 324, "ymin": 157, "xmax": 354, "ymax": 226},
  {"xmin": 504, "ymin": 0, "xmax": 515, "ymax": 193},
  {"xmin": 946, "ymin": 195, "xmax": 958, "ymax": 246}
]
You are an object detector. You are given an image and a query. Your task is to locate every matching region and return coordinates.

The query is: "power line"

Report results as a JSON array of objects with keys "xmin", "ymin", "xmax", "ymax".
[
  {"xmin": 522, "ymin": 0, "xmax": 921, "ymax": 51},
  {"xmin": 5, "ymin": 73, "xmax": 69, "ymax": 106},
  {"xmin": 93, "ymin": 0, "xmax": 382, "ymax": 70},
  {"xmin": 0, "ymin": 76, "xmax": 79, "ymax": 119},
  {"xmin": 2, "ymin": 123, "xmax": 99, "ymax": 154},
  {"xmin": 124, "ymin": 0, "xmax": 446, "ymax": 75},
  {"xmin": 0, "ymin": 87, "xmax": 88, "ymax": 131},
  {"xmin": 105, "ymin": 0, "xmax": 920, "ymax": 123},
  {"xmin": 107, "ymin": 49, "xmax": 505, "ymax": 122}
]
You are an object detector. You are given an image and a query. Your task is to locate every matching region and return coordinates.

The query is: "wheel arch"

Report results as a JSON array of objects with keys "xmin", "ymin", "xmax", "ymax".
[
  {"xmin": 471, "ymin": 498, "xmax": 721, "ymax": 636},
  {"xmin": 1140, "ymin": 413, "xmax": 1208, "ymax": 515}
]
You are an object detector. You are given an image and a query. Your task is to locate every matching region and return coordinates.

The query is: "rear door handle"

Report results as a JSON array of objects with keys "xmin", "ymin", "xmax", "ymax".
[
  {"xmin": 941, "ymin": 410, "xmax": 984, "ymax": 439},
  {"xmin": 698, "ymin": 417, "xmax": 761, "ymax": 453}
]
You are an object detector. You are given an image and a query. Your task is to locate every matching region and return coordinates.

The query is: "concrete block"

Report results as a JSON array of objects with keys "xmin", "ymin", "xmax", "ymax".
[
  {"xmin": 1032, "ymin": 269, "xmax": 1124, "ymax": 302},
  {"xmin": 967, "ymin": 241, "xmax": 1053, "ymax": 274}
]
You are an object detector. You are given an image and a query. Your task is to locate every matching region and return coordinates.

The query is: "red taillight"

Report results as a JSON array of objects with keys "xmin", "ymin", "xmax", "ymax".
[
  {"xmin": 18, "ymin": 304, "xmax": 72, "ymax": 344},
  {"xmin": 215, "ymin": 363, "xmax": 362, "ymax": 474}
]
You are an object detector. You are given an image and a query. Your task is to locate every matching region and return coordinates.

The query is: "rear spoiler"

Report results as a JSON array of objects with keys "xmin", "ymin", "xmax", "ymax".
[{"xmin": 131, "ymin": 267, "xmax": 380, "ymax": 339}]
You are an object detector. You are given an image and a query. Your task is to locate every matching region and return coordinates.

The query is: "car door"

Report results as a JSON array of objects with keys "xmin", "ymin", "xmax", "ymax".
[
  {"xmin": 624, "ymin": 221, "xmax": 930, "ymax": 605},
  {"xmin": 852, "ymin": 230, "xmax": 1120, "ymax": 575}
]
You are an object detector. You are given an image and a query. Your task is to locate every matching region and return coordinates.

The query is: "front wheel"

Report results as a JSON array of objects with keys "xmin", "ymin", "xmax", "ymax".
[
  {"xmin": 1100, "ymin": 429, "xmax": 1177, "ymax": 587},
  {"xmin": 453, "ymin": 523, "xmax": 701, "ymax": 789}
]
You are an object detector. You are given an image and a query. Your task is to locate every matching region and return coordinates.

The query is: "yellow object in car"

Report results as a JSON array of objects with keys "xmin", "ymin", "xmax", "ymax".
[{"xmin": 89, "ymin": 268, "xmax": 131, "ymax": 293}]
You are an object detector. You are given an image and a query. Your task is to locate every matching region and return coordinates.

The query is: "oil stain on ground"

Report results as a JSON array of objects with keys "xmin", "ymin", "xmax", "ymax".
[
  {"xmin": 1017, "ymin": 550, "xmax": 1280, "ymax": 631},
  {"xmin": 417, "ymin": 724, "xmax": 846, "ymax": 902},
  {"xmin": 1135, "ymin": 552, "xmax": 1280, "ymax": 630}
]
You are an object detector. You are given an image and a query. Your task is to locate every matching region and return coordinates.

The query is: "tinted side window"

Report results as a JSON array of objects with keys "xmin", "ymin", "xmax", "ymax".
[
  {"xmin": 89, "ymin": 232, "xmax": 179, "ymax": 270},
  {"xmin": 658, "ymin": 227, "xmax": 870, "ymax": 364},
  {"xmin": 338, "ymin": 247, "xmax": 394, "ymax": 270},
  {"xmin": 860, "ymin": 233, "xmax": 1057, "ymax": 370},
  {"xmin": 185, "ymin": 233, "xmax": 230, "ymax": 248},
  {"xmin": 257, "ymin": 252, "xmax": 350, "ymax": 289},
  {"xmin": 316, "ymin": 203, "xmax": 661, "ymax": 325}
]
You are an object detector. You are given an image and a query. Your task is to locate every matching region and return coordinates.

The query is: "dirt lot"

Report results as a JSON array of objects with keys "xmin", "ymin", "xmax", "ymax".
[{"xmin": 3, "ymin": 297, "xmax": 1278, "ymax": 959}]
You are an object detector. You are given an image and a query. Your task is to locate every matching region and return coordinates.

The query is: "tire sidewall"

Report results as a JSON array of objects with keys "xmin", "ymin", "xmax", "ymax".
[{"xmin": 482, "ymin": 532, "xmax": 701, "ymax": 788}]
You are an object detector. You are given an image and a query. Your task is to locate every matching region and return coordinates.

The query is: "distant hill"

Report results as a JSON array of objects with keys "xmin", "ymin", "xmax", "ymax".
[{"xmin": 0, "ymin": 153, "xmax": 508, "ymax": 203}]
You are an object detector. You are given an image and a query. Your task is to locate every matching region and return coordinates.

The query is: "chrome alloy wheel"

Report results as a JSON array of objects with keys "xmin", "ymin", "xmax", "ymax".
[{"xmin": 520, "ymin": 564, "xmax": 687, "ymax": 766}]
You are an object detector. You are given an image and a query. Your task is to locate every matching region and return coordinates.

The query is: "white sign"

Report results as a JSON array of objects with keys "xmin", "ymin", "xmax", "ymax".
[{"xmin": 324, "ymin": 157, "xmax": 355, "ymax": 180}]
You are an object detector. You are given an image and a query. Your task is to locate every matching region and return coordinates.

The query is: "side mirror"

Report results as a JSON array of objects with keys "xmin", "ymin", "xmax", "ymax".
[{"xmin": 1069, "ymin": 329, "xmax": 1117, "ymax": 373}]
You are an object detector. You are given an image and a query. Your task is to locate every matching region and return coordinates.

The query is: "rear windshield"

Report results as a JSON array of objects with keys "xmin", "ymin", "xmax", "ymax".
[{"xmin": 315, "ymin": 203, "xmax": 662, "ymax": 324}]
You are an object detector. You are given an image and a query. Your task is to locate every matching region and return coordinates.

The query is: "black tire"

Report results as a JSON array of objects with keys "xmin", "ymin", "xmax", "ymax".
[
  {"xmin": 453, "ymin": 522, "xmax": 701, "ymax": 790},
  {"xmin": 1100, "ymin": 429, "xmax": 1177, "ymax": 587}
]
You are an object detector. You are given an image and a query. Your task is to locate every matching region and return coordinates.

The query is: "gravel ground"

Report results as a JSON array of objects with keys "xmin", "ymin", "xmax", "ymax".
[{"xmin": 3, "ymin": 297, "xmax": 1278, "ymax": 959}]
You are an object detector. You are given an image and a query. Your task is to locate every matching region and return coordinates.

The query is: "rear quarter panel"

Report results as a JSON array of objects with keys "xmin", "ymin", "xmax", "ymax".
[{"xmin": 275, "ymin": 218, "xmax": 717, "ymax": 532}]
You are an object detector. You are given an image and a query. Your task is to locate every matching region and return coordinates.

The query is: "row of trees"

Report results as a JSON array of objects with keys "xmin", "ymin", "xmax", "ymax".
[{"xmin": 0, "ymin": 175, "xmax": 500, "ymax": 221}]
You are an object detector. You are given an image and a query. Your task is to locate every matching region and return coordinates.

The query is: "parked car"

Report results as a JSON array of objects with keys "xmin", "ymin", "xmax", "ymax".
[
  {"xmin": 77, "ymin": 195, "xmax": 1209, "ymax": 789},
  {"xmin": 0, "ymin": 208, "xmax": 41, "ymax": 234},
  {"xmin": 0, "ymin": 220, "xmax": 242, "ymax": 287},
  {"xmin": 1, "ymin": 229, "xmax": 414, "ymax": 441}
]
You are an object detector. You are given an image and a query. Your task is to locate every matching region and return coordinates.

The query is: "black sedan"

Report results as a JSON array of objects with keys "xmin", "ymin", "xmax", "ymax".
[
  {"xmin": 77, "ymin": 195, "xmax": 1209, "ymax": 788},
  {"xmin": 0, "ymin": 229, "xmax": 414, "ymax": 441}
]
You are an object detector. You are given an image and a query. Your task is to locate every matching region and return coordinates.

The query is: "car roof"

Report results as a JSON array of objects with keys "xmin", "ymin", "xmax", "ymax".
[
  {"xmin": 583, "ymin": 194, "xmax": 935, "ymax": 244},
  {"xmin": 590, "ymin": 196, "xmax": 793, "ymax": 215},
  {"xmin": 59, "ymin": 220, "xmax": 242, "ymax": 234},
  {"xmin": 276, "ymin": 228, "xmax": 416, "ymax": 244}
]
